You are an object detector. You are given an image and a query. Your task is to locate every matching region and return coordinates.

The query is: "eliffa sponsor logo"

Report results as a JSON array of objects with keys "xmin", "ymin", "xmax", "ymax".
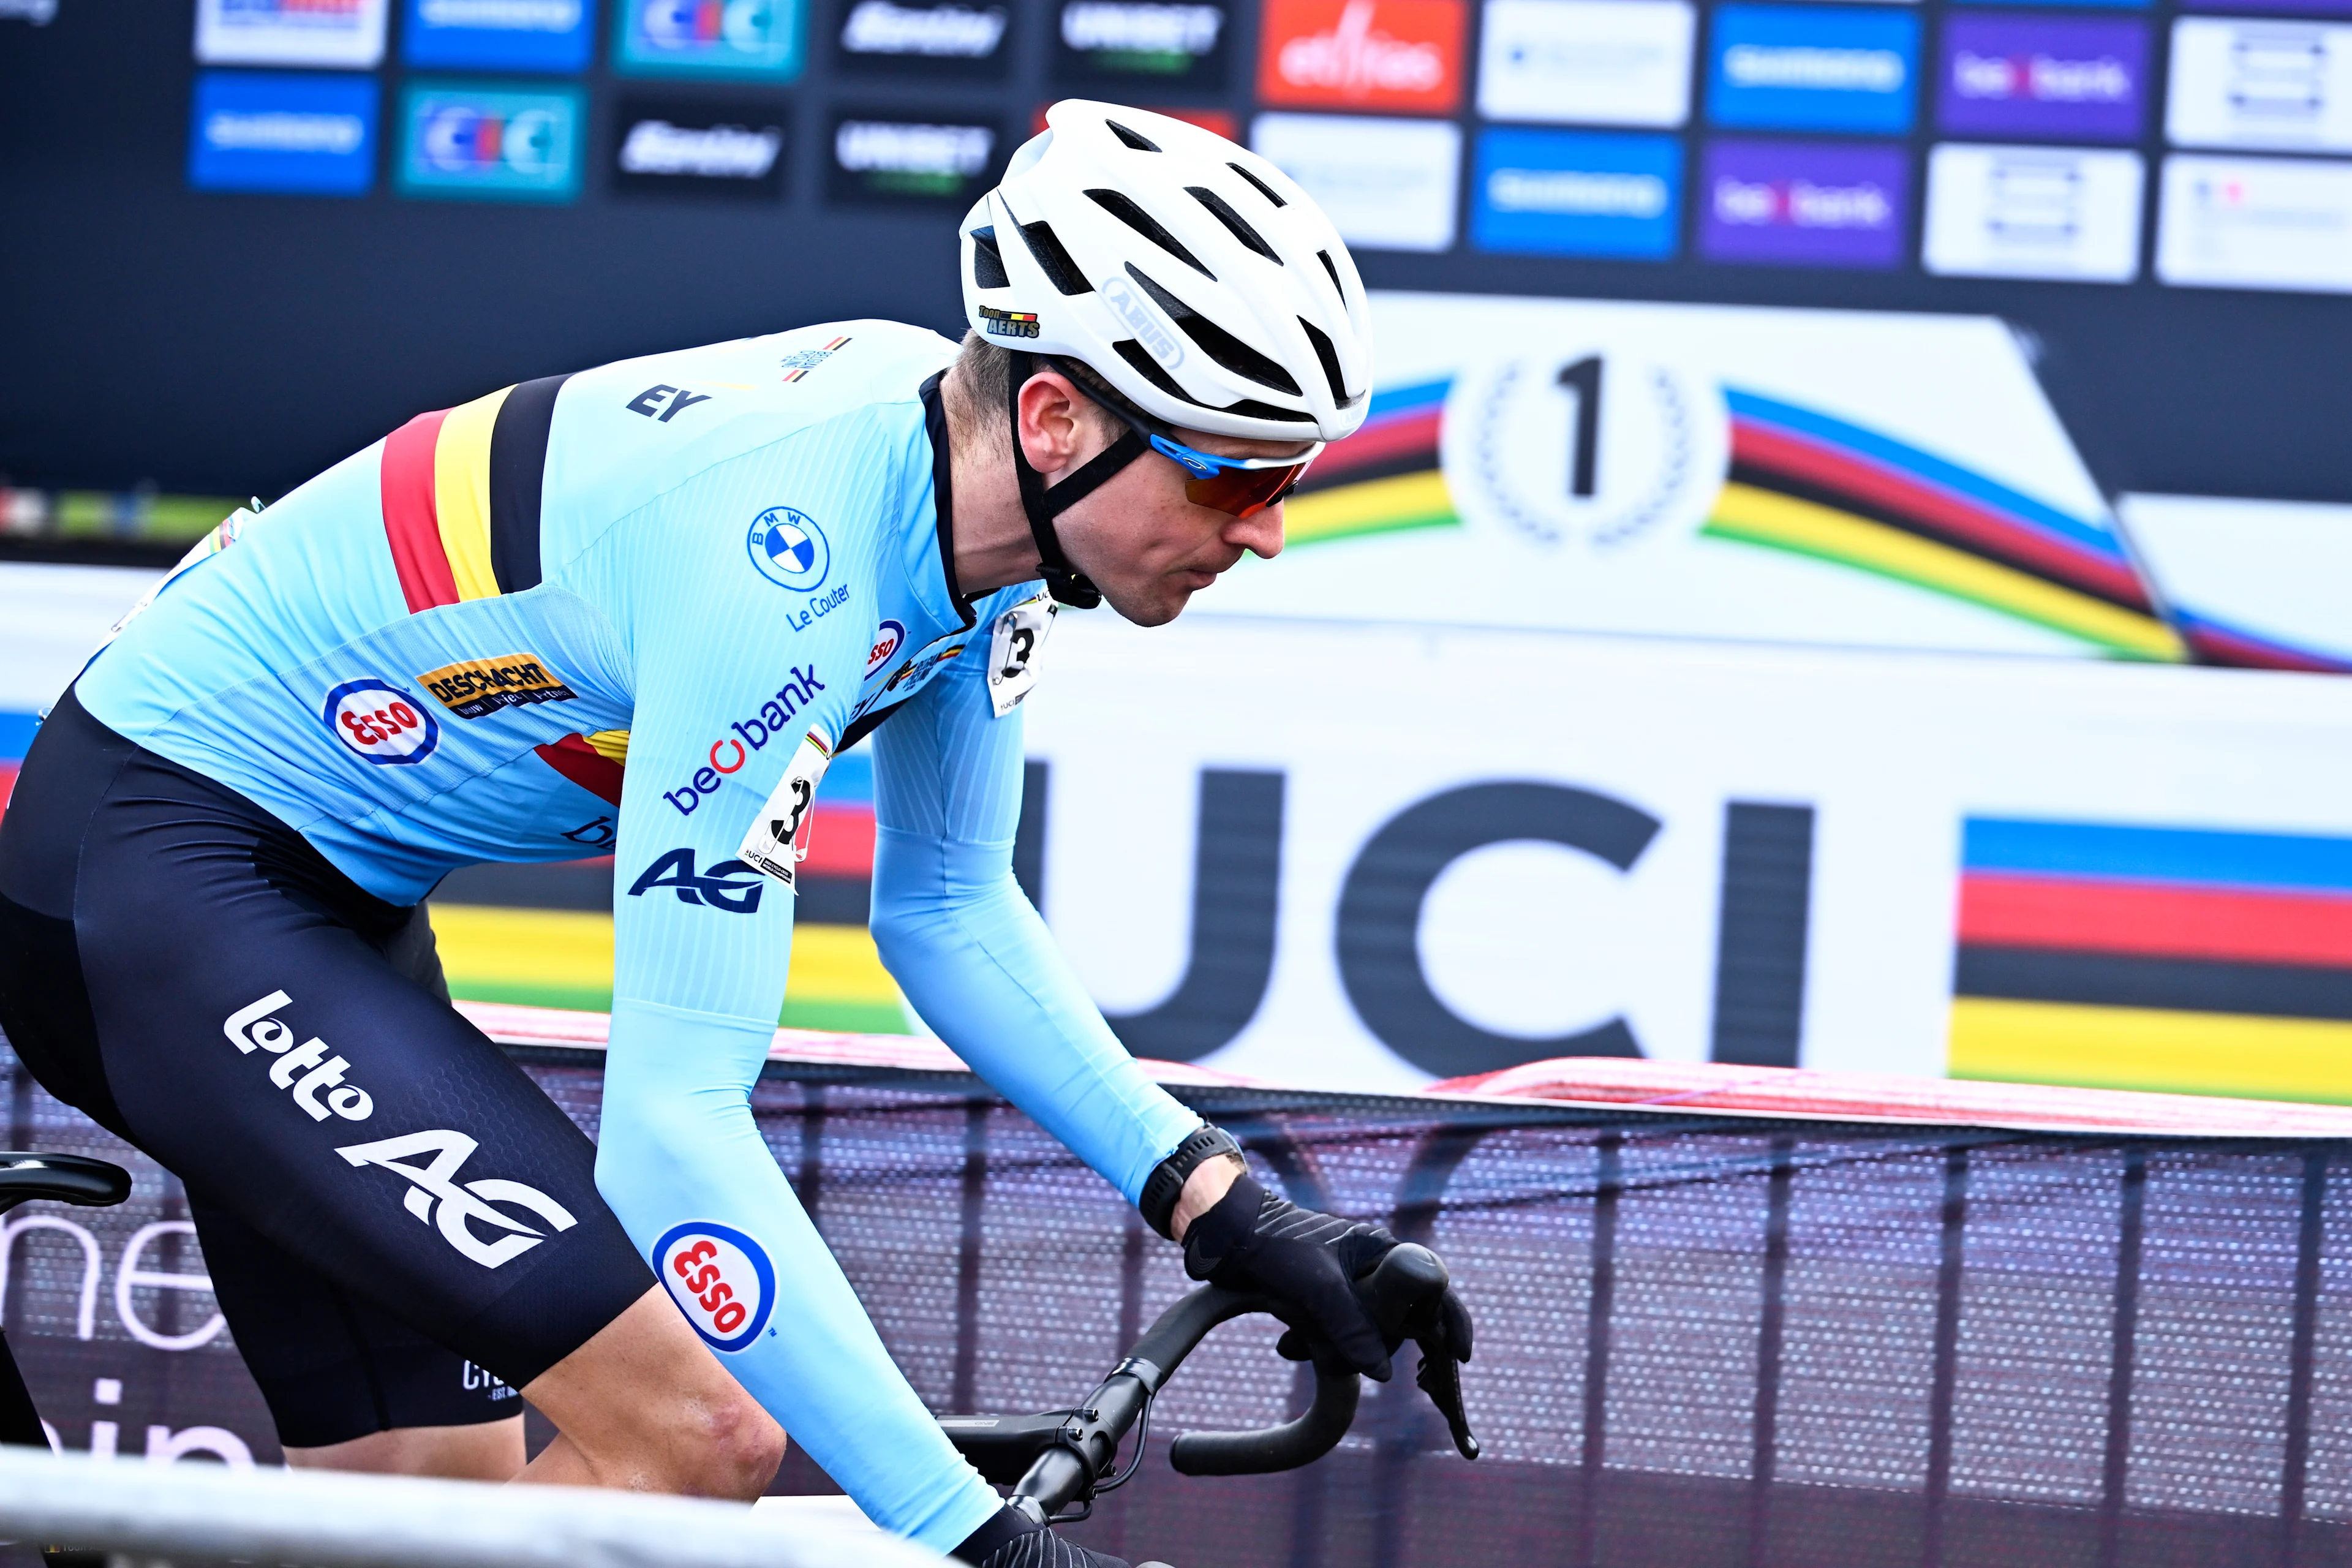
[
  {"xmin": 621, "ymin": 119, "xmax": 782, "ymax": 176},
  {"xmin": 842, "ymin": 0, "xmax": 1006, "ymax": 55}
]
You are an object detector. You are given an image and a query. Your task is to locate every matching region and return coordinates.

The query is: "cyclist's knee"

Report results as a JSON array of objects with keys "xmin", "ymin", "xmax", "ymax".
[{"xmin": 658, "ymin": 1384, "xmax": 785, "ymax": 1498}]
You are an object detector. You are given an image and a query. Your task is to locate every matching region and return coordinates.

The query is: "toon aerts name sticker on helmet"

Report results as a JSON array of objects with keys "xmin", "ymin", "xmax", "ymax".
[
  {"xmin": 655, "ymin": 1221, "xmax": 777, "ymax": 1351},
  {"xmin": 322, "ymin": 678, "xmax": 441, "ymax": 764},
  {"xmin": 739, "ymin": 727, "xmax": 835, "ymax": 888},
  {"xmin": 747, "ymin": 505, "xmax": 831, "ymax": 592}
]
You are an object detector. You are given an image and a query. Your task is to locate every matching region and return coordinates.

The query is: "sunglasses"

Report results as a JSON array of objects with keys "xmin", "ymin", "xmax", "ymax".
[{"xmin": 1063, "ymin": 371, "xmax": 1322, "ymax": 519}]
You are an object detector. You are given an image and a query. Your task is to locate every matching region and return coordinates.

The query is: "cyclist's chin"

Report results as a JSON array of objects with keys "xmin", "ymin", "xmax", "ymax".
[{"xmin": 1104, "ymin": 575, "xmax": 1197, "ymax": 628}]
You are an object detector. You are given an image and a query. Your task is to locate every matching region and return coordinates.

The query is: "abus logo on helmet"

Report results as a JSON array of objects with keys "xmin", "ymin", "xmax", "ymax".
[
  {"xmin": 1097, "ymin": 276, "xmax": 1183, "ymax": 367},
  {"xmin": 322, "ymin": 679, "xmax": 440, "ymax": 765},
  {"xmin": 1259, "ymin": 0, "xmax": 1464, "ymax": 112},
  {"xmin": 656, "ymin": 1221, "xmax": 776, "ymax": 1351}
]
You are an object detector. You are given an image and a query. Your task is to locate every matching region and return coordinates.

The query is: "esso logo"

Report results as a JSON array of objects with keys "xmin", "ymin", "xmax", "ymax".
[
  {"xmin": 746, "ymin": 506, "xmax": 829, "ymax": 593},
  {"xmin": 654, "ymin": 1221, "xmax": 775, "ymax": 1352},
  {"xmin": 866, "ymin": 619, "xmax": 906, "ymax": 678},
  {"xmin": 322, "ymin": 680, "xmax": 440, "ymax": 766}
]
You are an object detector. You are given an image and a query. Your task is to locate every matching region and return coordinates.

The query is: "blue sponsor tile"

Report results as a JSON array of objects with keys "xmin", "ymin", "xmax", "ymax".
[
  {"xmin": 396, "ymin": 80, "xmax": 585, "ymax": 200},
  {"xmin": 1708, "ymin": 5, "xmax": 1920, "ymax": 134},
  {"xmin": 402, "ymin": 0, "xmax": 598, "ymax": 71},
  {"xmin": 187, "ymin": 71, "xmax": 379, "ymax": 195},
  {"xmin": 612, "ymin": 0, "xmax": 805, "ymax": 78},
  {"xmin": 1472, "ymin": 128, "xmax": 1683, "ymax": 258}
]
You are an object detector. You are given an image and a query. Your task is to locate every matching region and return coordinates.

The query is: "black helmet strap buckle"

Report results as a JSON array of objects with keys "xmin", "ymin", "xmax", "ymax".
[{"xmin": 1007, "ymin": 352, "xmax": 1150, "ymax": 609}]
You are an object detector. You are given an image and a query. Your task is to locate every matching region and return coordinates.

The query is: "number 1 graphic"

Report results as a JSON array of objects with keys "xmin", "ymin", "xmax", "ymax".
[{"xmin": 1558, "ymin": 356, "xmax": 1602, "ymax": 500}]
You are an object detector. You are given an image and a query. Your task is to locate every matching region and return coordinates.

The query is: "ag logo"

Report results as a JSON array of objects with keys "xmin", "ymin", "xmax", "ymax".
[
  {"xmin": 334, "ymin": 1129, "xmax": 579, "ymax": 1270},
  {"xmin": 747, "ymin": 507, "xmax": 829, "ymax": 593},
  {"xmin": 628, "ymin": 848, "xmax": 766, "ymax": 913},
  {"xmin": 865, "ymin": 619, "xmax": 905, "ymax": 679},
  {"xmin": 1441, "ymin": 340, "xmax": 1727, "ymax": 556},
  {"xmin": 655, "ymin": 1221, "xmax": 775, "ymax": 1351},
  {"xmin": 322, "ymin": 679, "xmax": 440, "ymax": 766}
]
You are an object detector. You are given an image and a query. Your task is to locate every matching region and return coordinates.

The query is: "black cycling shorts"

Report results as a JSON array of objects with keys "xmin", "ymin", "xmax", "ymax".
[{"xmin": 0, "ymin": 690, "xmax": 653, "ymax": 1448}]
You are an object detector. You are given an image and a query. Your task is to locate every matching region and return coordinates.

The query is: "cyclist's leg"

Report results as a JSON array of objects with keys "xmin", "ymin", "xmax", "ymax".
[
  {"xmin": 0, "ymin": 693, "xmax": 780, "ymax": 1498},
  {"xmin": 189, "ymin": 1191, "xmax": 527, "ymax": 1479}
]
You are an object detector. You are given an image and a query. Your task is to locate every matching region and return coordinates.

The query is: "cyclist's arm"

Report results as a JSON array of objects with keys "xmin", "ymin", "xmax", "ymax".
[
  {"xmin": 587, "ymin": 469, "xmax": 1001, "ymax": 1553},
  {"xmin": 868, "ymin": 619, "xmax": 1202, "ymax": 1205}
]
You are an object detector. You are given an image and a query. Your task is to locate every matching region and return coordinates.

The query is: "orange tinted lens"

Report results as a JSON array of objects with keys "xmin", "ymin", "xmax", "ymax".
[{"xmin": 1185, "ymin": 461, "xmax": 1308, "ymax": 519}]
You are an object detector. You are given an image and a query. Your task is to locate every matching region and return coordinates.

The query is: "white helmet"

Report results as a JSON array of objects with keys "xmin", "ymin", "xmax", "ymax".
[{"xmin": 960, "ymin": 100, "xmax": 1371, "ymax": 445}]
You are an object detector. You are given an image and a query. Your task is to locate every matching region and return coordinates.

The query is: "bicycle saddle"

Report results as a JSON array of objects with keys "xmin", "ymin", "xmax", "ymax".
[{"xmin": 0, "ymin": 1153, "xmax": 131, "ymax": 1213}]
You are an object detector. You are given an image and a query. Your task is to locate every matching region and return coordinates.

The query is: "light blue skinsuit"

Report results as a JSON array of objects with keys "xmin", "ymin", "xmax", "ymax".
[{"xmin": 74, "ymin": 320, "xmax": 1201, "ymax": 1548}]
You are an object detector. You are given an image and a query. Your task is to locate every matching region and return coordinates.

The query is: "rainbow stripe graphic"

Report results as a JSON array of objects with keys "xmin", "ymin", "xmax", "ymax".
[
  {"xmin": 1705, "ymin": 391, "xmax": 2182, "ymax": 660},
  {"xmin": 1283, "ymin": 378, "xmax": 1456, "ymax": 547},
  {"xmin": 1951, "ymin": 818, "xmax": 2352, "ymax": 1102},
  {"xmin": 2172, "ymin": 609, "xmax": 2352, "ymax": 675}
]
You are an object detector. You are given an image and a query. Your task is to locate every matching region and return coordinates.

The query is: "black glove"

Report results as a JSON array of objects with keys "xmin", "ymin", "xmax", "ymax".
[
  {"xmin": 1180, "ymin": 1172, "xmax": 1478, "ymax": 1457},
  {"xmin": 955, "ymin": 1506, "xmax": 1170, "ymax": 1568}
]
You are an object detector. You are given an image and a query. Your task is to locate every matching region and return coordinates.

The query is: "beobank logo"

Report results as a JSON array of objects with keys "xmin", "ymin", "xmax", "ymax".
[{"xmin": 1257, "ymin": 0, "xmax": 1465, "ymax": 113}]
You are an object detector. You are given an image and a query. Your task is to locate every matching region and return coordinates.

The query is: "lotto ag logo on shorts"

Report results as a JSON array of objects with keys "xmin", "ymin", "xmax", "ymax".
[
  {"xmin": 747, "ymin": 506, "xmax": 830, "ymax": 592},
  {"xmin": 322, "ymin": 679, "xmax": 440, "ymax": 764},
  {"xmin": 656, "ymin": 1221, "xmax": 776, "ymax": 1351}
]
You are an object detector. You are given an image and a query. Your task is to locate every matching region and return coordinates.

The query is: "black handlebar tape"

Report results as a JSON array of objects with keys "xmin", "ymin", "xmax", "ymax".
[{"xmin": 1170, "ymin": 1354, "xmax": 1361, "ymax": 1476}]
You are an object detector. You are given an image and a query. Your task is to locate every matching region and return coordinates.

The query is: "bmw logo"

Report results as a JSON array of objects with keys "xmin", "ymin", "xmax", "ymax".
[{"xmin": 747, "ymin": 507, "xmax": 829, "ymax": 592}]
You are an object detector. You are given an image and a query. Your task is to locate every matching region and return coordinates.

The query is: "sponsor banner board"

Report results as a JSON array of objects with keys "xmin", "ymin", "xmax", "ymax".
[
  {"xmin": 612, "ymin": 0, "xmax": 804, "ymax": 77},
  {"xmin": 1205, "ymin": 290, "xmax": 2171, "ymax": 662},
  {"xmin": 2119, "ymin": 492, "xmax": 2352, "ymax": 669},
  {"xmin": 1052, "ymin": 1, "xmax": 1231, "ymax": 89},
  {"xmin": 2156, "ymin": 153, "xmax": 2352, "ymax": 293},
  {"xmin": 1020, "ymin": 609, "xmax": 2352, "ymax": 1094},
  {"xmin": 1706, "ymin": 4, "xmax": 1920, "ymax": 134},
  {"xmin": 1698, "ymin": 137, "xmax": 1910, "ymax": 268},
  {"xmin": 1923, "ymin": 143, "xmax": 2143, "ymax": 281},
  {"xmin": 1471, "ymin": 127, "xmax": 1683, "ymax": 257},
  {"xmin": 396, "ymin": 80, "xmax": 585, "ymax": 200},
  {"xmin": 1476, "ymin": 0, "xmax": 1695, "ymax": 127},
  {"xmin": 1250, "ymin": 112, "xmax": 1461, "ymax": 250},
  {"xmin": 187, "ymin": 70, "xmax": 379, "ymax": 194},
  {"xmin": 833, "ymin": 0, "xmax": 1011, "ymax": 75},
  {"xmin": 402, "ymin": 0, "xmax": 595, "ymax": 70},
  {"xmin": 1937, "ymin": 14, "xmax": 2147, "ymax": 141},
  {"xmin": 194, "ymin": 0, "xmax": 388, "ymax": 66},
  {"xmin": 611, "ymin": 96, "xmax": 787, "ymax": 197},
  {"xmin": 1256, "ymin": 0, "xmax": 1467, "ymax": 113},
  {"xmin": 2166, "ymin": 18, "xmax": 2352, "ymax": 153},
  {"xmin": 826, "ymin": 110, "xmax": 1004, "ymax": 205}
]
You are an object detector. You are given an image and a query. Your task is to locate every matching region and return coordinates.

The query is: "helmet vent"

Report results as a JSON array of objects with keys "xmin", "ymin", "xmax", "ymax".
[
  {"xmin": 1316, "ymin": 249, "xmax": 1346, "ymax": 301},
  {"xmin": 1106, "ymin": 120, "xmax": 1162, "ymax": 153},
  {"xmin": 969, "ymin": 227, "xmax": 1009, "ymax": 290},
  {"xmin": 1186, "ymin": 187, "xmax": 1280, "ymax": 262},
  {"xmin": 1125, "ymin": 264, "xmax": 1303, "ymax": 398},
  {"xmin": 1085, "ymin": 189, "xmax": 1215, "ymax": 281},
  {"xmin": 1018, "ymin": 220, "xmax": 1094, "ymax": 296},
  {"xmin": 1112, "ymin": 339, "xmax": 1199, "ymax": 405},
  {"xmin": 1300, "ymin": 319, "xmax": 1355, "ymax": 409},
  {"xmin": 1222, "ymin": 399, "xmax": 1317, "ymax": 424},
  {"xmin": 1227, "ymin": 162, "xmax": 1287, "ymax": 208}
]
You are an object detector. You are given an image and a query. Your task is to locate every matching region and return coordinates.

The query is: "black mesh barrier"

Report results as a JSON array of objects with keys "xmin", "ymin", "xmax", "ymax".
[{"xmin": 3, "ymin": 1034, "xmax": 2352, "ymax": 1567}]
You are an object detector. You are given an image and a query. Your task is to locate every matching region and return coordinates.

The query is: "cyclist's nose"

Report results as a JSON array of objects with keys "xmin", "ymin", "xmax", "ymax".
[{"xmin": 1231, "ymin": 504, "xmax": 1284, "ymax": 562}]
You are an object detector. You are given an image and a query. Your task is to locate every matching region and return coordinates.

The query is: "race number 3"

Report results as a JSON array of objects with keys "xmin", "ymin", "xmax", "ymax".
[
  {"xmin": 654, "ymin": 1221, "xmax": 777, "ymax": 1352},
  {"xmin": 738, "ymin": 728, "xmax": 834, "ymax": 889}
]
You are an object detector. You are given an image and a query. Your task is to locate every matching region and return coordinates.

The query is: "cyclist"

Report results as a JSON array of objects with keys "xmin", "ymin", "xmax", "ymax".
[{"xmin": 0, "ymin": 102, "xmax": 1470, "ymax": 1566}]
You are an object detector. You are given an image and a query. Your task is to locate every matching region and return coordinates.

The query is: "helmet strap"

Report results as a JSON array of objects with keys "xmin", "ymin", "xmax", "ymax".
[{"xmin": 1007, "ymin": 352, "xmax": 1148, "ymax": 609}]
